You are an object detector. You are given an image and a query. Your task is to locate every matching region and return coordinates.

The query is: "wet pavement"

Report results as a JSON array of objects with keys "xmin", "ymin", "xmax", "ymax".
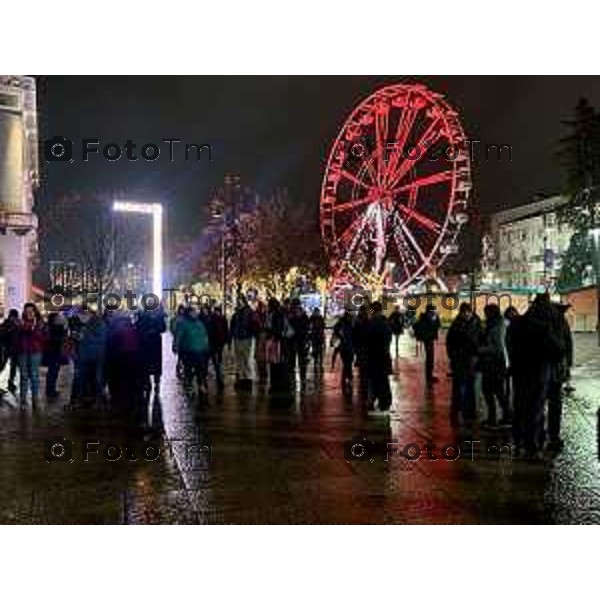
[{"xmin": 1, "ymin": 332, "xmax": 599, "ymax": 524}]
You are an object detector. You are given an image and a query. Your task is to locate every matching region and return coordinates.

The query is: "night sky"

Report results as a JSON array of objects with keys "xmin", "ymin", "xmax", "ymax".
[{"xmin": 35, "ymin": 75, "xmax": 600, "ymax": 266}]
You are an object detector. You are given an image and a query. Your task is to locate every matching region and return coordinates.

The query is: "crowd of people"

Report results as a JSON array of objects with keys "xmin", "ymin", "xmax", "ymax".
[
  {"xmin": 0, "ymin": 304, "xmax": 164, "ymax": 427},
  {"xmin": 0, "ymin": 292, "xmax": 576, "ymax": 457},
  {"xmin": 330, "ymin": 302, "xmax": 394, "ymax": 410},
  {"xmin": 0, "ymin": 297, "xmax": 330, "ymax": 418},
  {"xmin": 0, "ymin": 303, "xmax": 170, "ymax": 426},
  {"xmin": 445, "ymin": 293, "xmax": 573, "ymax": 458},
  {"xmin": 170, "ymin": 297, "xmax": 327, "ymax": 398}
]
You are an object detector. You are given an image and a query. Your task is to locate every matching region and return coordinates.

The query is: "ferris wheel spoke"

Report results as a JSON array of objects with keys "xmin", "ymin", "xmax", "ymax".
[
  {"xmin": 331, "ymin": 167, "xmax": 373, "ymax": 192},
  {"xmin": 396, "ymin": 215, "xmax": 427, "ymax": 264},
  {"xmin": 374, "ymin": 104, "xmax": 390, "ymax": 186},
  {"xmin": 387, "ymin": 117, "xmax": 443, "ymax": 188},
  {"xmin": 396, "ymin": 204, "xmax": 442, "ymax": 234},
  {"xmin": 374, "ymin": 204, "xmax": 387, "ymax": 273},
  {"xmin": 392, "ymin": 231, "xmax": 413, "ymax": 279},
  {"xmin": 363, "ymin": 160, "xmax": 379, "ymax": 187},
  {"xmin": 337, "ymin": 206, "xmax": 371, "ymax": 248},
  {"xmin": 332, "ymin": 196, "xmax": 374, "ymax": 213},
  {"xmin": 383, "ymin": 101, "xmax": 418, "ymax": 185},
  {"xmin": 392, "ymin": 222, "xmax": 420, "ymax": 276},
  {"xmin": 393, "ymin": 169, "xmax": 453, "ymax": 193}
]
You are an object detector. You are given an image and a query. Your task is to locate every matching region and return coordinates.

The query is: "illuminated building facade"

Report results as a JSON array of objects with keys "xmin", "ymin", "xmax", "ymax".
[
  {"xmin": 0, "ymin": 76, "xmax": 39, "ymax": 314},
  {"xmin": 49, "ymin": 260, "xmax": 81, "ymax": 291},
  {"xmin": 489, "ymin": 196, "xmax": 572, "ymax": 292}
]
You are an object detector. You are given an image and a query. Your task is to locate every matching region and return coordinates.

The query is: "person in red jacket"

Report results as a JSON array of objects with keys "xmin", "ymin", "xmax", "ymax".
[{"xmin": 17, "ymin": 303, "xmax": 47, "ymax": 409}]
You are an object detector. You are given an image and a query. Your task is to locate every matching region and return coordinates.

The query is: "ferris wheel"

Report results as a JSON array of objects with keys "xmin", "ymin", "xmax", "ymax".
[{"xmin": 320, "ymin": 83, "xmax": 472, "ymax": 292}]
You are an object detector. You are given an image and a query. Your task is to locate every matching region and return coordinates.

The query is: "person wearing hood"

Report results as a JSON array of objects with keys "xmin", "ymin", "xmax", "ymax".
[
  {"xmin": 446, "ymin": 302, "xmax": 480, "ymax": 426},
  {"xmin": 479, "ymin": 303, "xmax": 511, "ymax": 428},
  {"xmin": 507, "ymin": 293, "xmax": 565, "ymax": 458}
]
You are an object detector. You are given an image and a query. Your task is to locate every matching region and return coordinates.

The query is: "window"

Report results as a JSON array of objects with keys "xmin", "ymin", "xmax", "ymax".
[{"xmin": 0, "ymin": 90, "xmax": 20, "ymax": 111}]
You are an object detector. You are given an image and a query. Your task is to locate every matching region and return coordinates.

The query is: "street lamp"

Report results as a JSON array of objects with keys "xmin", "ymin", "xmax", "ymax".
[{"xmin": 112, "ymin": 201, "xmax": 163, "ymax": 298}]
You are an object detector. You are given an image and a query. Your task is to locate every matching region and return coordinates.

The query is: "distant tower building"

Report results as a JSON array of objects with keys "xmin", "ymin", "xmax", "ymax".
[{"xmin": 0, "ymin": 76, "xmax": 39, "ymax": 313}]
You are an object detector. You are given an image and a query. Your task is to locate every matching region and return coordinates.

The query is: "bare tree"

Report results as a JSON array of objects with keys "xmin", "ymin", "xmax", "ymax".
[{"xmin": 41, "ymin": 192, "xmax": 143, "ymax": 299}]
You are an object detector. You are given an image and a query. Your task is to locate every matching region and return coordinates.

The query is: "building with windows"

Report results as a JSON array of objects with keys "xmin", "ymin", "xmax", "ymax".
[
  {"xmin": 486, "ymin": 195, "xmax": 600, "ymax": 331},
  {"xmin": 120, "ymin": 262, "xmax": 150, "ymax": 295},
  {"xmin": 0, "ymin": 76, "xmax": 39, "ymax": 314},
  {"xmin": 488, "ymin": 195, "xmax": 573, "ymax": 292},
  {"xmin": 49, "ymin": 260, "xmax": 82, "ymax": 291}
]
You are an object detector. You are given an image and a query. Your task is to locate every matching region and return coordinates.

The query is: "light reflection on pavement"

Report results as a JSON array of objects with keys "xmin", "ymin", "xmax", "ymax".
[{"xmin": 0, "ymin": 332, "xmax": 599, "ymax": 523}]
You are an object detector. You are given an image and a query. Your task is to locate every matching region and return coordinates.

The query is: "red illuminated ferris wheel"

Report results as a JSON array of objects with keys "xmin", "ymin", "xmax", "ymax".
[{"xmin": 320, "ymin": 83, "xmax": 472, "ymax": 292}]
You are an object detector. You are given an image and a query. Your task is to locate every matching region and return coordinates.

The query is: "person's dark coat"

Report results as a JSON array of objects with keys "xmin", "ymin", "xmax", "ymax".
[
  {"xmin": 446, "ymin": 313, "xmax": 480, "ymax": 374},
  {"xmin": 136, "ymin": 308, "xmax": 166, "ymax": 376},
  {"xmin": 43, "ymin": 313, "xmax": 68, "ymax": 365},
  {"xmin": 333, "ymin": 315, "xmax": 355, "ymax": 354},
  {"xmin": 308, "ymin": 314, "xmax": 325, "ymax": 344},
  {"xmin": 287, "ymin": 309, "xmax": 310, "ymax": 346},
  {"xmin": 553, "ymin": 303, "xmax": 573, "ymax": 383},
  {"xmin": 413, "ymin": 311, "xmax": 440, "ymax": 343},
  {"xmin": 506, "ymin": 299, "xmax": 565, "ymax": 377},
  {"xmin": 389, "ymin": 310, "xmax": 405, "ymax": 335},
  {"xmin": 366, "ymin": 313, "xmax": 392, "ymax": 375},
  {"xmin": 207, "ymin": 311, "xmax": 229, "ymax": 351},
  {"xmin": 479, "ymin": 313, "xmax": 507, "ymax": 371},
  {"xmin": 105, "ymin": 313, "xmax": 144, "ymax": 414},
  {"xmin": 230, "ymin": 305, "xmax": 258, "ymax": 341},
  {"xmin": 352, "ymin": 310, "xmax": 370, "ymax": 361}
]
